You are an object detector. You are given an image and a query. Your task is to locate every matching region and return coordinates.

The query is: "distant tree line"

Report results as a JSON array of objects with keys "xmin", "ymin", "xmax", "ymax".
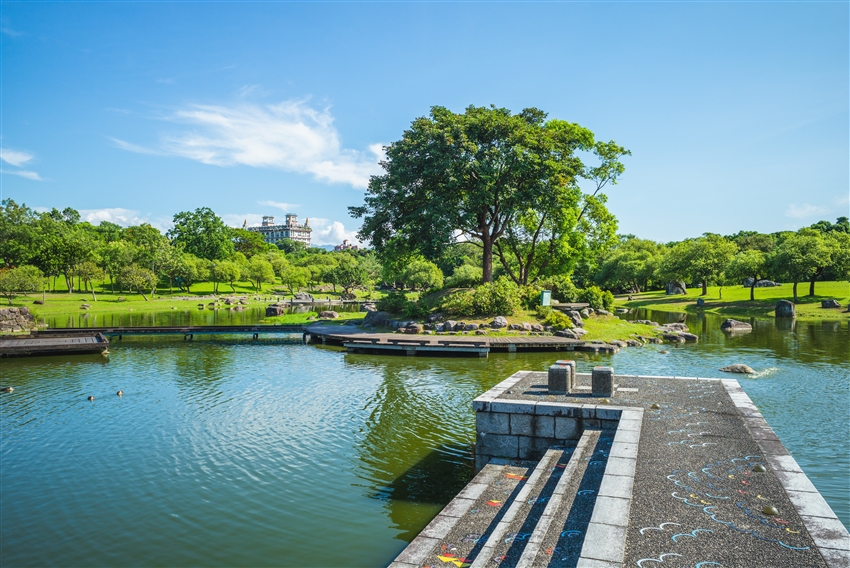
[{"xmin": 594, "ymin": 218, "xmax": 850, "ymax": 302}]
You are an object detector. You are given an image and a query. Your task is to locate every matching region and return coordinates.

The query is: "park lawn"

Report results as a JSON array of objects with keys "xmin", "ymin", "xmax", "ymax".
[
  {"xmin": 580, "ymin": 315, "xmax": 661, "ymax": 343},
  {"xmin": 617, "ymin": 281, "xmax": 850, "ymax": 320},
  {"xmin": 4, "ymin": 277, "xmax": 384, "ymax": 322}
]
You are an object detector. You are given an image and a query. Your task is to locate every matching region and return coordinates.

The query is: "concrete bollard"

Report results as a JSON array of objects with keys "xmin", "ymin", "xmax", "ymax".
[
  {"xmin": 592, "ymin": 366, "xmax": 614, "ymax": 397},
  {"xmin": 555, "ymin": 359, "xmax": 576, "ymax": 392},
  {"xmin": 548, "ymin": 364, "xmax": 569, "ymax": 394}
]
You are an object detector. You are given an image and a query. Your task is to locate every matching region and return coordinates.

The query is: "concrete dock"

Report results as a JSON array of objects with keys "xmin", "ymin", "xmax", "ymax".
[{"xmin": 390, "ymin": 370, "xmax": 849, "ymax": 567}]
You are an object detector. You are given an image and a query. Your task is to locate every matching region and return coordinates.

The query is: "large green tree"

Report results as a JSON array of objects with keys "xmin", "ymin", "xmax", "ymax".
[
  {"xmin": 727, "ymin": 249, "xmax": 768, "ymax": 301},
  {"xmin": 168, "ymin": 208, "xmax": 234, "ymax": 261},
  {"xmin": 769, "ymin": 229, "xmax": 833, "ymax": 301},
  {"xmin": 350, "ymin": 105, "xmax": 629, "ymax": 283}
]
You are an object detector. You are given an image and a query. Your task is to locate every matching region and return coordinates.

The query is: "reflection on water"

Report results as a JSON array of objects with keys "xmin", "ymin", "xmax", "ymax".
[{"xmin": 1, "ymin": 310, "xmax": 848, "ymax": 567}]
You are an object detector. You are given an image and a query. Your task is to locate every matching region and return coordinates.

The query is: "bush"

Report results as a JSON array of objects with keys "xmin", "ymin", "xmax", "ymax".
[
  {"xmin": 518, "ymin": 285, "xmax": 543, "ymax": 310},
  {"xmin": 404, "ymin": 298, "xmax": 431, "ymax": 319},
  {"xmin": 377, "ymin": 290, "xmax": 409, "ymax": 314},
  {"xmin": 577, "ymin": 285, "xmax": 603, "ymax": 310},
  {"xmin": 538, "ymin": 275, "xmax": 578, "ymax": 303},
  {"xmin": 445, "ymin": 264, "xmax": 482, "ymax": 288},
  {"xmin": 440, "ymin": 276, "xmax": 521, "ymax": 316},
  {"xmin": 601, "ymin": 290, "xmax": 615, "ymax": 312},
  {"xmin": 535, "ymin": 306, "xmax": 572, "ymax": 330}
]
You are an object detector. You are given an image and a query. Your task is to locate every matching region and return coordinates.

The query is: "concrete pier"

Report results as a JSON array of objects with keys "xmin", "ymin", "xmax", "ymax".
[{"xmin": 390, "ymin": 370, "xmax": 849, "ymax": 567}]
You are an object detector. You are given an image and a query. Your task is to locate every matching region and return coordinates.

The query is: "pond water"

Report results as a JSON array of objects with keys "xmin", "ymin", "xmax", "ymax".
[{"xmin": 1, "ymin": 309, "xmax": 847, "ymax": 566}]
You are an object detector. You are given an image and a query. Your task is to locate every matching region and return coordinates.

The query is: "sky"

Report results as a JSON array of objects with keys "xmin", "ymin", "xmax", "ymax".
[{"xmin": 1, "ymin": 1, "xmax": 848, "ymax": 246}]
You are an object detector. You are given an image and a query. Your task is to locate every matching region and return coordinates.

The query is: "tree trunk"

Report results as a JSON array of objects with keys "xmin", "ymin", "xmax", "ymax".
[
  {"xmin": 750, "ymin": 280, "xmax": 756, "ymax": 301},
  {"xmin": 809, "ymin": 275, "xmax": 816, "ymax": 296},
  {"xmin": 136, "ymin": 285, "xmax": 148, "ymax": 301},
  {"xmin": 793, "ymin": 281, "xmax": 799, "ymax": 303},
  {"xmin": 482, "ymin": 233, "xmax": 493, "ymax": 283},
  {"xmin": 701, "ymin": 280, "xmax": 707, "ymax": 296},
  {"xmin": 91, "ymin": 284, "xmax": 97, "ymax": 302}
]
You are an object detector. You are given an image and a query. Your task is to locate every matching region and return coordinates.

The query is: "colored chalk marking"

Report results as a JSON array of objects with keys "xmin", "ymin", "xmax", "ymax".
[
  {"xmin": 639, "ymin": 522, "xmax": 680, "ymax": 535},
  {"xmin": 485, "ymin": 500, "xmax": 502, "ymax": 507},
  {"xmin": 636, "ymin": 553, "xmax": 682, "ymax": 567},
  {"xmin": 504, "ymin": 473, "xmax": 527, "ymax": 480},
  {"xmin": 671, "ymin": 529, "xmax": 713, "ymax": 542}
]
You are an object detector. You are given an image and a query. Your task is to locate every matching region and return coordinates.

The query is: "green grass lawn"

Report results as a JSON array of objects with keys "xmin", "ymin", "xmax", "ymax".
[{"xmin": 617, "ymin": 281, "xmax": 850, "ymax": 319}]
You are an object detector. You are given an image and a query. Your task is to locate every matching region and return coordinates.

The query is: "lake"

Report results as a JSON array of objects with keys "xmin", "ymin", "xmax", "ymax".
[{"xmin": 1, "ymin": 309, "xmax": 847, "ymax": 566}]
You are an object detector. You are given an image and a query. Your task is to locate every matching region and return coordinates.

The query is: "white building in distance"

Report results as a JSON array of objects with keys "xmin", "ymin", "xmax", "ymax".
[{"xmin": 245, "ymin": 214, "xmax": 312, "ymax": 246}]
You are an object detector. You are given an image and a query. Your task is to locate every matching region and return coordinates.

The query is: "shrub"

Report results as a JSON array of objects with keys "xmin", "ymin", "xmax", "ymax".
[
  {"xmin": 577, "ymin": 285, "xmax": 605, "ymax": 310},
  {"xmin": 440, "ymin": 276, "xmax": 521, "ymax": 316},
  {"xmin": 404, "ymin": 298, "xmax": 431, "ymax": 319},
  {"xmin": 445, "ymin": 264, "xmax": 482, "ymax": 288},
  {"xmin": 601, "ymin": 290, "xmax": 615, "ymax": 312},
  {"xmin": 538, "ymin": 275, "xmax": 578, "ymax": 303},
  {"xmin": 377, "ymin": 290, "xmax": 410, "ymax": 314},
  {"xmin": 535, "ymin": 306, "xmax": 573, "ymax": 330},
  {"xmin": 518, "ymin": 285, "xmax": 543, "ymax": 310}
]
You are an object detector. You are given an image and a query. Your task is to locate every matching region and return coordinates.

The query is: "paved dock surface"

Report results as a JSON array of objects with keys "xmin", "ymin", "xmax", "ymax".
[
  {"xmin": 391, "ymin": 371, "xmax": 849, "ymax": 567},
  {"xmin": 0, "ymin": 333, "xmax": 109, "ymax": 356}
]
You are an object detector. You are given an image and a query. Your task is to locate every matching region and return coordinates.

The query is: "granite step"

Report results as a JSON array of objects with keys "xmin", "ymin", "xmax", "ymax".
[
  {"xmin": 522, "ymin": 430, "xmax": 612, "ymax": 567},
  {"xmin": 389, "ymin": 458, "xmax": 537, "ymax": 568},
  {"xmin": 468, "ymin": 444, "xmax": 578, "ymax": 568},
  {"xmin": 515, "ymin": 429, "xmax": 601, "ymax": 568}
]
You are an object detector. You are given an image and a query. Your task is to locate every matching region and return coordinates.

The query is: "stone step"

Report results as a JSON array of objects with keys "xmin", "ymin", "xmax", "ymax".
[
  {"xmin": 389, "ymin": 458, "xmax": 537, "ymax": 568},
  {"xmin": 468, "ymin": 445, "xmax": 578, "ymax": 568},
  {"xmin": 520, "ymin": 430, "xmax": 612, "ymax": 567},
  {"xmin": 515, "ymin": 429, "xmax": 601, "ymax": 568}
]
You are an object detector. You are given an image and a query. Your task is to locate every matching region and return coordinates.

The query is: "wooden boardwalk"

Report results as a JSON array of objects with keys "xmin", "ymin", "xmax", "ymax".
[{"xmin": 0, "ymin": 333, "xmax": 109, "ymax": 357}]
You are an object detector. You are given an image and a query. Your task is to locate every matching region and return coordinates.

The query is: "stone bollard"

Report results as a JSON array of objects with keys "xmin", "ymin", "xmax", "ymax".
[
  {"xmin": 555, "ymin": 359, "xmax": 576, "ymax": 392},
  {"xmin": 548, "ymin": 364, "xmax": 569, "ymax": 394},
  {"xmin": 592, "ymin": 366, "xmax": 614, "ymax": 397}
]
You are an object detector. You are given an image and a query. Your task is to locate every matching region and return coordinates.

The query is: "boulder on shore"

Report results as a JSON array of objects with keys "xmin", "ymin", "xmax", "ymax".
[
  {"xmin": 720, "ymin": 319, "xmax": 752, "ymax": 332},
  {"xmin": 360, "ymin": 303, "xmax": 377, "ymax": 312},
  {"xmin": 666, "ymin": 281, "xmax": 687, "ymax": 295},
  {"xmin": 720, "ymin": 364, "xmax": 755, "ymax": 374},
  {"xmin": 363, "ymin": 311, "xmax": 391, "ymax": 327},
  {"xmin": 403, "ymin": 323, "xmax": 424, "ymax": 334},
  {"xmin": 775, "ymin": 300, "xmax": 796, "ymax": 318},
  {"xmin": 294, "ymin": 292, "xmax": 314, "ymax": 301},
  {"xmin": 490, "ymin": 316, "xmax": 509, "ymax": 328},
  {"xmin": 821, "ymin": 299, "xmax": 841, "ymax": 309}
]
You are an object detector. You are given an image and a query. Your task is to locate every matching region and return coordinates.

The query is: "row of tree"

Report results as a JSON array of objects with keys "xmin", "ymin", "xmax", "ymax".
[{"xmin": 595, "ymin": 219, "xmax": 850, "ymax": 301}]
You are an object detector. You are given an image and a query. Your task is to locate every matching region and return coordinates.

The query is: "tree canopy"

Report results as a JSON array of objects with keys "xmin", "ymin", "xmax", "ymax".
[{"xmin": 350, "ymin": 105, "xmax": 629, "ymax": 283}]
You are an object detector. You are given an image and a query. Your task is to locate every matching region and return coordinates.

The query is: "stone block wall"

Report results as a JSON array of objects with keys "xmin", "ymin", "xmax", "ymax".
[
  {"xmin": 0, "ymin": 307, "xmax": 37, "ymax": 333},
  {"xmin": 473, "ymin": 371, "xmax": 625, "ymax": 470}
]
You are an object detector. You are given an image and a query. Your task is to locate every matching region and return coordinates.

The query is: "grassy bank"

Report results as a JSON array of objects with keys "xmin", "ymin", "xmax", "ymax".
[{"xmin": 618, "ymin": 281, "xmax": 850, "ymax": 319}]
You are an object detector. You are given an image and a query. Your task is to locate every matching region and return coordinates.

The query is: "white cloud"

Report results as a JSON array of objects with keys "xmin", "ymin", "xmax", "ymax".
[
  {"xmin": 1, "ymin": 168, "xmax": 43, "ymax": 181},
  {"xmin": 309, "ymin": 217, "xmax": 361, "ymax": 246},
  {"xmin": 785, "ymin": 203, "xmax": 830, "ymax": 219},
  {"xmin": 257, "ymin": 200, "xmax": 299, "ymax": 212},
  {"xmin": 115, "ymin": 99, "xmax": 383, "ymax": 189},
  {"xmin": 0, "ymin": 148, "xmax": 33, "ymax": 167},
  {"xmin": 109, "ymin": 137, "xmax": 161, "ymax": 155}
]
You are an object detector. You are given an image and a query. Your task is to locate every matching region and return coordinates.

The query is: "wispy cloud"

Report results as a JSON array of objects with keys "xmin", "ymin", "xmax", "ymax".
[
  {"xmin": 1, "ymin": 169, "xmax": 43, "ymax": 181},
  {"xmin": 785, "ymin": 203, "xmax": 830, "ymax": 219},
  {"xmin": 257, "ymin": 200, "xmax": 299, "ymax": 212},
  {"xmin": 0, "ymin": 148, "xmax": 34, "ymax": 167},
  {"xmin": 109, "ymin": 137, "xmax": 162, "ymax": 155},
  {"xmin": 114, "ymin": 99, "xmax": 383, "ymax": 189},
  {"xmin": 222, "ymin": 213, "xmax": 265, "ymax": 228}
]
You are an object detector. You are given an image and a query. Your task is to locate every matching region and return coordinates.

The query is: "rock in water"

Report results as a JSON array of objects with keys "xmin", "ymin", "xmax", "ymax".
[
  {"xmin": 265, "ymin": 303, "xmax": 288, "ymax": 317},
  {"xmin": 720, "ymin": 319, "xmax": 752, "ymax": 332},
  {"xmin": 720, "ymin": 364, "xmax": 755, "ymax": 374},
  {"xmin": 775, "ymin": 300, "xmax": 796, "ymax": 318}
]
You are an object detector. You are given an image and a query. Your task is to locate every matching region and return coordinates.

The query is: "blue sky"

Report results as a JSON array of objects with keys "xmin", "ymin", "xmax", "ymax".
[{"xmin": 1, "ymin": 1, "xmax": 847, "ymax": 245}]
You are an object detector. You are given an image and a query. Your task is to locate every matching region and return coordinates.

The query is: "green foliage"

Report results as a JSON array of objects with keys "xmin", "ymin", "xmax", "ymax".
[
  {"xmin": 212, "ymin": 261, "xmax": 242, "ymax": 293},
  {"xmin": 168, "ymin": 207, "xmax": 234, "ymax": 261},
  {"xmin": 727, "ymin": 249, "xmax": 768, "ymax": 300},
  {"xmin": 377, "ymin": 290, "xmax": 410, "ymax": 314},
  {"xmin": 537, "ymin": 307, "xmax": 573, "ymax": 330},
  {"xmin": 662, "ymin": 234, "xmax": 737, "ymax": 295},
  {"xmin": 118, "ymin": 264, "xmax": 157, "ymax": 300},
  {"xmin": 445, "ymin": 264, "xmax": 483, "ymax": 288},
  {"xmin": 327, "ymin": 254, "xmax": 370, "ymax": 295},
  {"xmin": 276, "ymin": 238, "xmax": 308, "ymax": 255},
  {"xmin": 351, "ymin": 105, "xmax": 629, "ymax": 283},
  {"xmin": 245, "ymin": 257, "xmax": 275, "ymax": 292},
  {"xmin": 231, "ymin": 228, "xmax": 273, "ymax": 258},
  {"xmin": 404, "ymin": 298, "xmax": 432, "ymax": 319},
  {"xmin": 401, "ymin": 258, "xmax": 444, "ymax": 291},
  {"xmin": 602, "ymin": 290, "xmax": 615, "ymax": 312},
  {"xmin": 0, "ymin": 265, "xmax": 43, "ymax": 304},
  {"xmin": 278, "ymin": 264, "xmax": 310, "ymax": 294},
  {"xmin": 441, "ymin": 277, "xmax": 521, "ymax": 316},
  {"xmin": 576, "ymin": 285, "xmax": 608, "ymax": 310},
  {"xmin": 538, "ymin": 274, "xmax": 579, "ymax": 303},
  {"xmin": 596, "ymin": 237, "xmax": 665, "ymax": 293}
]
